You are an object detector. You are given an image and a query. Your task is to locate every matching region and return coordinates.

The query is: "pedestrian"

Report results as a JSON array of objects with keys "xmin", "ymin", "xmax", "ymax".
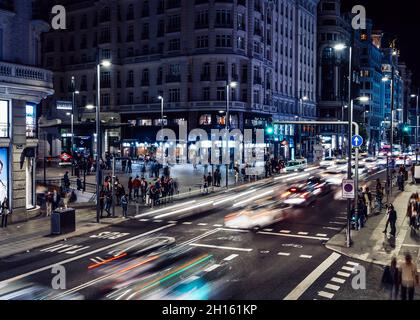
[
  {"xmin": 46, "ymin": 191, "xmax": 53, "ymax": 217},
  {"xmin": 376, "ymin": 180, "xmax": 384, "ymax": 212},
  {"xmin": 383, "ymin": 204, "xmax": 398, "ymax": 238},
  {"xmin": 99, "ymin": 189, "xmax": 105, "ymax": 218},
  {"xmin": 206, "ymin": 173, "xmax": 213, "ymax": 190},
  {"xmin": 53, "ymin": 189, "xmax": 60, "ymax": 210},
  {"xmin": 63, "ymin": 191, "xmax": 71, "ymax": 209},
  {"xmin": 77, "ymin": 177, "xmax": 83, "ymax": 191},
  {"xmin": 381, "ymin": 257, "xmax": 400, "ymax": 300},
  {"xmin": 203, "ymin": 175, "xmax": 208, "ymax": 194},
  {"xmin": 1, "ymin": 197, "xmax": 9, "ymax": 228},
  {"xmin": 407, "ymin": 195, "xmax": 419, "ymax": 230},
  {"xmin": 411, "ymin": 165, "xmax": 416, "ymax": 184},
  {"xmin": 127, "ymin": 158, "xmax": 132, "ymax": 174},
  {"xmin": 121, "ymin": 194, "xmax": 129, "ymax": 218},
  {"xmin": 364, "ymin": 187, "xmax": 372, "ymax": 216},
  {"xmin": 105, "ymin": 193, "xmax": 112, "ymax": 217},
  {"xmin": 397, "ymin": 171, "xmax": 405, "ymax": 191},
  {"xmin": 128, "ymin": 177, "xmax": 133, "ymax": 201},
  {"xmin": 133, "ymin": 176, "xmax": 141, "ymax": 199},
  {"xmin": 63, "ymin": 171, "xmax": 70, "ymax": 189},
  {"xmin": 400, "ymin": 253, "xmax": 419, "ymax": 300},
  {"xmin": 234, "ymin": 165, "xmax": 240, "ymax": 184}
]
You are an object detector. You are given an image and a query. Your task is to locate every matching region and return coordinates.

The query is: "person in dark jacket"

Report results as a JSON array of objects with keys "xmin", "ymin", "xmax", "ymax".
[
  {"xmin": 381, "ymin": 257, "xmax": 400, "ymax": 300},
  {"xmin": 383, "ymin": 204, "xmax": 398, "ymax": 238},
  {"xmin": 1, "ymin": 197, "xmax": 9, "ymax": 228}
]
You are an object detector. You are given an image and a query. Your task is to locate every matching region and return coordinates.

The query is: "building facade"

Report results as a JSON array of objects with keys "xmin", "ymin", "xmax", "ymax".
[
  {"xmin": 41, "ymin": 0, "xmax": 319, "ymax": 161},
  {"xmin": 0, "ymin": 0, "xmax": 54, "ymax": 221}
]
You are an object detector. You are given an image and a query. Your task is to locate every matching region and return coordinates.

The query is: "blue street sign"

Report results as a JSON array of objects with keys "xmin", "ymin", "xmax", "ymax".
[{"xmin": 351, "ymin": 135, "xmax": 363, "ymax": 148}]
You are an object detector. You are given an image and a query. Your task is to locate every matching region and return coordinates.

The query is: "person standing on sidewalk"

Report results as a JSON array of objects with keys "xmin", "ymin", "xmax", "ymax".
[
  {"xmin": 46, "ymin": 192, "xmax": 53, "ymax": 217},
  {"xmin": 127, "ymin": 158, "xmax": 132, "ymax": 174},
  {"xmin": 128, "ymin": 177, "xmax": 133, "ymax": 201},
  {"xmin": 364, "ymin": 187, "xmax": 373, "ymax": 217},
  {"xmin": 1, "ymin": 197, "xmax": 9, "ymax": 228},
  {"xmin": 381, "ymin": 257, "xmax": 400, "ymax": 300},
  {"xmin": 121, "ymin": 194, "xmax": 129, "ymax": 218},
  {"xmin": 383, "ymin": 204, "xmax": 397, "ymax": 237},
  {"xmin": 397, "ymin": 171, "xmax": 405, "ymax": 191},
  {"xmin": 376, "ymin": 179, "xmax": 384, "ymax": 212},
  {"xmin": 133, "ymin": 176, "xmax": 141, "ymax": 200},
  {"xmin": 399, "ymin": 253, "xmax": 419, "ymax": 300}
]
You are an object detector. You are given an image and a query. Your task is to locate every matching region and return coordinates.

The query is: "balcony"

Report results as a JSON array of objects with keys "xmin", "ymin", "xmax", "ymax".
[
  {"xmin": 166, "ymin": 75, "xmax": 181, "ymax": 83},
  {"xmin": 0, "ymin": 61, "xmax": 54, "ymax": 99}
]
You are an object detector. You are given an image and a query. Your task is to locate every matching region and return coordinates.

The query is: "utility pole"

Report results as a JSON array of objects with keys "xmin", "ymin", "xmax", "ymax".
[{"xmin": 346, "ymin": 46, "xmax": 353, "ymax": 248}]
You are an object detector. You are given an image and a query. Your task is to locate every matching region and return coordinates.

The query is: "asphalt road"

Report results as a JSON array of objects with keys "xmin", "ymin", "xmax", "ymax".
[{"xmin": 0, "ymin": 163, "xmax": 397, "ymax": 300}]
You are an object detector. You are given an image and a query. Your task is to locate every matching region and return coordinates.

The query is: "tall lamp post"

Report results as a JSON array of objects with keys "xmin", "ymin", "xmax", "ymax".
[
  {"xmin": 157, "ymin": 95, "xmax": 165, "ymax": 168},
  {"xmin": 90, "ymin": 59, "xmax": 111, "ymax": 223},
  {"xmin": 411, "ymin": 91, "xmax": 419, "ymax": 164},
  {"xmin": 225, "ymin": 81, "xmax": 237, "ymax": 188},
  {"xmin": 334, "ymin": 43, "xmax": 353, "ymax": 248},
  {"xmin": 298, "ymin": 96, "xmax": 309, "ymax": 158},
  {"xmin": 70, "ymin": 76, "xmax": 79, "ymax": 176}
]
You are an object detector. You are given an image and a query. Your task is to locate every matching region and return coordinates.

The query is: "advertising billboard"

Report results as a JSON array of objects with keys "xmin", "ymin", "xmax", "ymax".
[{"xmin": 0, "ymin": 148, "xmax": 8, "ymax": 203}]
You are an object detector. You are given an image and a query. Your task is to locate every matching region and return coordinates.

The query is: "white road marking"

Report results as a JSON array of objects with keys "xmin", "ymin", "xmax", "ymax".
[
  {"xmin": 329, "ymin": 222, "xmax": 345, "ymax": 225},
  {"xmin": 168, "ymin": 221, "xmax": 178, "ymax": 224},
  {"xmin": 90, "ymin": 258, "xmax": 99, "ymax": 264},
  {"xmin": 153, "ymin": 220, "xmax": 163, "ymax": 223},
  {"xmin": 182, "ymin": 222, "xmax": 192, "ymax": 225},
  {"xmin": 190, "ymin": 243, "xmax": 252, "ymax": 252},
  {"xmin": 325, "ymin": 284, "xmax": 340, "ymax": 291},
  {"xmin": 198, "ymin": 223, "xmax": 208, "ymax": 226},
  {"xmin": 139, "ymin": 219, "xmax": 149, "ymax": 222},
  {"xmin": 280, "ymin": 230, "xmax": 291, "ymax": 234},
  {"xmin": 223, "ymin": 254, "xmax": 239, "ymax": 261},
  {"xmin": 335, "ymin": 217, "xmax": 348, "ymax": 220},
  {"xmin": 278, "ymin": 252, "xmax": 291, "ymax": 256},
  {"xmin": 95, "ymin": 257, "xmax": 105, "ymax": 262},
  {"xmin": 0, "ymin": 224, "xmax": 176, "ymax": 287},
  {"xmin": 346, "ymin": 261, "xmax": 359, "ymax": 267},
  {"xmin": 342, "ymin": 266, "xmax": 355, "ymax": 272},
  {"xmin": 204, "ymin": 264, "xmax": 221, "ymax": 272},
  {"xmin": 337, "ymin": 271, "xmax": 351, "ymax": 278},
  {"xmin": 330, "ymin": 277, "xmax": 346, "ymax": 284},
  {"xmin": 323, "ymin": 227, "xmax": 342, "ymax": 231},
  {"xmin": 300, "ymin": 255, "xmax": 312, "ymax": 259},
  {"xmin": 283, "ymin": 252, "xmax": 341, "ymax": 300},
  {"xmin": 298, "ymin": 232, "xmax": 309, "ymax": 235},
  {"xmin": 318, "ymin": 291, "xmax": 334, "ymax": 299},
  {"xmin": 134, "ymin": 200, "xmax": 197, "ymax": 218},
  {"xmin": 258, "ymin": 231, "xmax": 329, "ymax": 241},
  {"xmin": 263, "ymin": 229, "xmax": 273, "ymax": 232},
  {"xmin": 213, "ymin": 224, "xmax": 223, "ymax": 227},
  {"xmin": 316, "ymin": 234, "xmax": 328, "ymax": 237}
]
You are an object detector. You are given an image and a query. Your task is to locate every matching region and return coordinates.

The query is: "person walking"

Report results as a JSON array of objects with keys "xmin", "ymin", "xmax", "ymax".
[
  {"xmin": 383, "ymin": 204, "xmax": 398, "ymax": 238},
  {"xmin": 364, "ymin": 187, "xmax": 372, "ymax": 217},
  {"xmin": 400, "ymin": 253, "xmax": 419, "ymax": 300},
  {"xmin": 133, "ymin": 176, "xmax": 141, "ymax": 200},
  {"xmin": 1, "ymin": 197, "xmax": 9, "ymax": 228},
  {"xmin": 46, "ymin": 191, "xmax": 53, "ymax": 217},
  {"xmin": 376, "ymin": 179, "xmax": 384, "ymax": 212},
  {"xmin": 381, "ymin": 257, "xmax": 400, "ymax": 300},
  {"xmin": 397, "ymin": 171, "xmax": 405, "ymax": 191},
  {"xmin": 128, "ymin": 177, "xmax": 133, "ymax": 201},
  {"xmin": 105, "ymin": 192, "xmax": 112, "ymax": 217},
  {"xmin": 206, "ymin": 173, "xmax": 213, "ymax": 191},
  {"xmin": 99, "ymin": 189, "xmax": 105, "ymax": 218},
  {"xmin": 121, "ymin": 194, "xmax": 129, "ymax": 218},
  {"xmin": 63, "ymin": 171, "xmax": 70, "ymax": 189},
  {"xmin": 127, "ymin": 158, "xmax": 132, "ymax": 174},
  {"xmin": 53, "ymin": 189, "xmax": 60, "ymax": 210},
  {"xmin": 407, "ymin": 195, "xmax": 419, "ymax": 230}
]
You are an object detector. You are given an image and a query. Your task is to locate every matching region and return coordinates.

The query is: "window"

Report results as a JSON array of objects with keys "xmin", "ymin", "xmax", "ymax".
[
  {"xmin": 127, "ymin": 92, "xmax": 134, "ymax": 104},
  {"xmin": 196, "ymin": 10, "xmax": 209, "ymax": 28},
  {"xmin": 215, "ymin": 10, "xmax": 232, "ymax": 27},
  {"xmin": 202, "ymin": 87, "xmax": 210, "ymax": 100},
  {"xmin": 217, "ymin": 87, "xmax": 226, "ymax": 101},
  {"xmin": 142, "ymin": 69, "xmax": 149, "ymax": 85},
  {"xmin": 168, "ymin": 38, "xmax": 180, "ymax": 51},
  {"xmin": 127, "ymin": 70, "xmax": 134, "ymax": 87},
  {"xmin": 142, "ymin": 91, "xmax": 149, "ymax": 104},
  {"xmin": 101, "ymin": 71, "xmax": 111, "ymax": 88},
  {"xmin": 196, "ymin": 35, "xmax": 208, "ymax": 48},
  {"xmin": 199, "ymin": 114, "xmax": 212, "ymax": 125},
  {"xmin": 101, "ymin": 93, "xmax": 110, "ymax": 106},
  {"xmin": 167, "ymin": 15, "xmax": 181, "ymax": 32},
  {"xmin": 139, "ymin": 119, "xmax": 152, "ymax": 126},
  {"xmin": 216, "ymin": 35, "xmax": 232, "ymax": 48},
  {"xmin": 26, "ymin": 103, "xmax": 36, "ymax": 138},
  {"xmin": 216, "ymin": 62, "xmax": 226, "ymax": 80},
  {"xmin": 237, "ymin": 36, "xmax": 245, "ymax": 50},
  {"xmin": 237, "ymin": 13, "xmax": 245, "ymax": 31},
  {"xmin": 126, "ymin": 25, "xmax": 134, "ymax": 42},
  {"xmin": 201, "ymin": 63, "xmax": 211, "ymax": 81},
  {"xmin": 169, "ymin": 88, "xmax": 180, "ymax": 102}
]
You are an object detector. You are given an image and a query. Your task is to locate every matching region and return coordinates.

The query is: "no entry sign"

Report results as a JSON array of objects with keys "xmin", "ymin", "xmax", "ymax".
[{"xmin": 342, "ymin": 179, "xmax": 355, "ymax": 199}]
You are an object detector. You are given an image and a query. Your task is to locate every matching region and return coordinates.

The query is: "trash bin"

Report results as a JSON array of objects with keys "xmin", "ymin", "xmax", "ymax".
[{"xmin": 51, "ymin": 208, "xmax": 76, "ymax": 235}]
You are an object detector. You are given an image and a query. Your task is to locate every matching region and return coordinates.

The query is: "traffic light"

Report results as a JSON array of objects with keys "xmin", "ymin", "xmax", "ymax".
[
  {"xmin": 265, "ymin": 125, "xmax": 274, "ymax": 135},
  {"xmin": 403, "ymin": 125, "xmax": 410, "ymax": 133}
]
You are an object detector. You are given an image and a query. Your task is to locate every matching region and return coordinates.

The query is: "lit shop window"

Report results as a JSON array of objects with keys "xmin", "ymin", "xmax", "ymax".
[
  {"xmin": 199, "ymin": 114, "xmax": 212, "ymax": 125},
  {"xmin": 0, "ymin": 100, "xmax": 8, "ymax": 138}
]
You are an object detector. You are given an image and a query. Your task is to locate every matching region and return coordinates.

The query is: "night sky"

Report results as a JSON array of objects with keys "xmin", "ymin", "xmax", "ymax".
[{"xmin": 342, "ymin": 0, "xmax": 420, "ymax": 86}]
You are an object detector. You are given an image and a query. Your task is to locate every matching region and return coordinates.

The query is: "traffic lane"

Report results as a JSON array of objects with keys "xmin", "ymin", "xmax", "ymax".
[
  {"xmin": 0, "ymin": 222, "xmax": 177, "ymax": 284},
  {"xmin": 184, "ymin": 228, "xmax": 333, "ymax": 299}
]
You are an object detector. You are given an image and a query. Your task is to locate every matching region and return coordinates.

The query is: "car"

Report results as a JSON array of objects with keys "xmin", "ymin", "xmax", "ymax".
[
  {"xmin": 395, "ymin": 156, "xmax": 412, "ymax": 167},
  {"xmin": 280, "ymin": 185, "xmax": 317, "ymax": 207},
  {"xmin": 306, "ymin": 176, "xmax": 332, "ymax": 196},
  {"xmin": 224, "ymin": 201, "xmax": 290, "ymax": 230},
  {"xmin": 284, "ymin": 158, "xmax": 307, "ymax": 172},
  {"xmin": 352, "ymin": 164, "xmax": 368, "ymax": 176},
  {"xmin": 363, "ymin": 157, "xmax": 377, "ymax": 163},
  {"xmin": 335, "ymin": 159, "xmax": 348, "ymax": 165},
  {"xmin": 319, "ymin": 157, "xmax": 335, "ymax": 169}
]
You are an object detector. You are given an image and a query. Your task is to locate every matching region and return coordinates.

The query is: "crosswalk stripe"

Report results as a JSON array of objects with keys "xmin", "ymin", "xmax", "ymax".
[
  {"xmin": 346, "ymin": 261, "xmax": 359, "ymax": 267},
  {"xmin": 318, "ymin": 291, "xmax": 334, "ymax": 299},
  {"xmin": 298, "ymin": 232, "xmax": 309, "ymax": 235},
  {"xmin": 263, "ymin": 229, "xmax": 273, "ymax": 232},
  {"xmin": 198, "ymin": 223, "xmax": 208, "ymax": 226},
  {"xmin": 204, "ymin": 264, "xmax": 221, "ymax": 272},
  {"xmin": 280, "ymin": 230, "xmax": 291, "ymax": 234},
  {"xmin": 330, "ymin": 222, "xmax": 345, "ymax": 225},
  {"xmin": 331, "ymin": 277, "xmax": 346, "ymax": 284},
  {"xmin": 139, "ymin": 219, "xmax": 149, "ymax": 222},
  {"xmin": 168, "ymin": 221, "xmax": 178, "ymax": 224},
  {"xmin": 224, "ymin": 254, "xmax": 239, "ymax": 261},
  {"xmin": 183, "ymin": 222, "xmax": 192, "ymax": 225},
  {"xmin": 153, "ymin": 220, "xmax": 163, "ymax": 223},
  {"xmin": 213, "ymin": 224, "xmax": 223, "ymax": 227},
  {"xmin": 323, "ymin": 227, "xmax": 342, "ymax": 231},
  {"xmin": 342, "ymin": 266, "xmax": 355, "ymax": 272},
  {"xmin": 337, "ymin": 271, "xmax": 351, "ymax": 278},
  {"xmin": 316, "ymin": 234, "xmax": 328, "ymax": 237},
  {"xmin": 325, "ymin": 284, "xmax": 340, "ymax": 291}
]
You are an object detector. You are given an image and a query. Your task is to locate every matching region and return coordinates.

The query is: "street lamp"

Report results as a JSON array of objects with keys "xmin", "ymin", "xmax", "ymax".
[
  {"xmin": 411, "ymin": 92, "xmax": 419, "ymax": 164},
  {"xmin": 225, "ymin": 81, "xmax": 237, "ymax": 189},
  {"xmin": 157, "ymin": 95, "xmax": 164, "ymax": 168},
  {"xmin": 297, "ymin": 95, "xmax": 309, "ymax": 158},
  {"xmin": 70, "ymin": 76, "xmax": 79, "ymax": 176},
  {"xmin": 334, "ymin": 43, "xmax": 353, "ymax": 248},
  {"xmin": 95, "ymin": 60, "xmax": 111, "ymax": 223}
]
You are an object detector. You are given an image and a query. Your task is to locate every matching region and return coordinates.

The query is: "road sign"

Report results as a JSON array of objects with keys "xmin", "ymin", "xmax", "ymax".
[
  {"xmin": 351, "ymin": 135, "xmax": 363, "ymax": 148},
  {"xmin": 342, "ymin": 179, "xmax": 355, "ymax": 199}
]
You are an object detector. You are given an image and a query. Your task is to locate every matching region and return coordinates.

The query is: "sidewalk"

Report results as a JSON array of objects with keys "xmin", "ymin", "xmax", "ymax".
[
  {"xmin": 0, "ymin": 207, "xmax": 125, "ymax": 259},
  {"xmin": 327, "ymin": 183, "xmax": 417, "ymax": 267}
]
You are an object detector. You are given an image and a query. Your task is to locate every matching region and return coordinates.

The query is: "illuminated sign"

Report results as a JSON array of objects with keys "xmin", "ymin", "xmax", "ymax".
[{"xmin": 56, "ymin": 100, "xmax": 73, "ymax": 110}]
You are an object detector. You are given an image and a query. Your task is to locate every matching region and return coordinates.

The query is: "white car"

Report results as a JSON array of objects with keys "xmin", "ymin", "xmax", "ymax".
[
  {"xmin": 319, "ymin": 157, "xmax": 336, "ymax": 169},
  {"xmin": 224, "ymin": 201, "xmax": 290, "ymax": 230}
]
